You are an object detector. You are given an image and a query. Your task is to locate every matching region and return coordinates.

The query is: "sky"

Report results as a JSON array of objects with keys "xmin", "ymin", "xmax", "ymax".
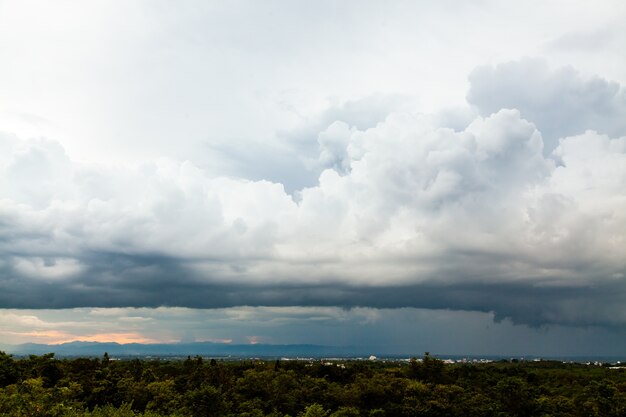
[{"xmin": 1, "ymin": 0, "xmax": 625, "ymax": 356}]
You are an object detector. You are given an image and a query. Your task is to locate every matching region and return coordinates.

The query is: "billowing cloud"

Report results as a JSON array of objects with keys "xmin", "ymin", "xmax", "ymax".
[
  {"xmin": 467, "ymin": 59, "xmax": 626, "ymax": 153},
  {"xmin": 1, "ymin": 60, "xmax": 625, "ymax": 329}
]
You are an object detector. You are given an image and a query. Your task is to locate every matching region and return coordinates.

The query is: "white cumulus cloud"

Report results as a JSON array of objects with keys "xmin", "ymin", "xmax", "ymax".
[{"xmin": 1, "ymin": 59, "xmax": 625, "ymax": 327}]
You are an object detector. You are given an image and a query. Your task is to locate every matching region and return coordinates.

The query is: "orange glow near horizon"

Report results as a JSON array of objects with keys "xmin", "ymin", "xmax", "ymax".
[{"xmin": 11, "ymin": 330, "xmax": 160, "ymax": 345}]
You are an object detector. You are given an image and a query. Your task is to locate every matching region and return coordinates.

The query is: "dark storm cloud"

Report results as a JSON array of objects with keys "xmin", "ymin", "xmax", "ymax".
[{"xmin": 2, "ymin": 249, "xmax": 625, "ymax": 328}]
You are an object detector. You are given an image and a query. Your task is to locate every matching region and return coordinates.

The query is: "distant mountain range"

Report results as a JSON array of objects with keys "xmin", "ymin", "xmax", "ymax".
[{"xmin": 3, "ymin": 341, "xmax": 382, "ymax": 358}]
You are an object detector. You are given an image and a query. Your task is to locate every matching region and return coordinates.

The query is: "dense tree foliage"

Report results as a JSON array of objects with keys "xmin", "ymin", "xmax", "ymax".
[{"xmin": 0, "ymin": 351, "xmax": 624, "ymax": 416}]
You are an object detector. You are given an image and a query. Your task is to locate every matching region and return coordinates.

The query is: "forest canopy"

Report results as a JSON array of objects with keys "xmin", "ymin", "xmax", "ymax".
[{"xmin": 0, "ymin": 351, "xmax": 625, "ymax": 416}]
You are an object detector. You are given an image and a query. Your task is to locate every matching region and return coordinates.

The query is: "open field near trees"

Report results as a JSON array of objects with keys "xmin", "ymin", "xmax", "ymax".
[{"xmin": 1, "ymin": 352, "xmax": 625, "ymax": 416}]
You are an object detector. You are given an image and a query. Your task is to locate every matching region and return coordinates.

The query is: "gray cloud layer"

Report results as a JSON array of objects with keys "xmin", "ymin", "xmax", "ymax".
[
  {"xmin": 468, "ymin": 58, "xmax": 626, "ymax": 153},
  {"xmin": 1, "ymin": 60, "xmax": 625, "ymax": 328}
]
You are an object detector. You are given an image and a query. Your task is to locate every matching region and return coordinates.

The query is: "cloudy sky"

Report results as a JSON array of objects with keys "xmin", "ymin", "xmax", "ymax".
[{"xmin": 1, "ymin": 0, "xmax": 626, "ymax": 356}]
